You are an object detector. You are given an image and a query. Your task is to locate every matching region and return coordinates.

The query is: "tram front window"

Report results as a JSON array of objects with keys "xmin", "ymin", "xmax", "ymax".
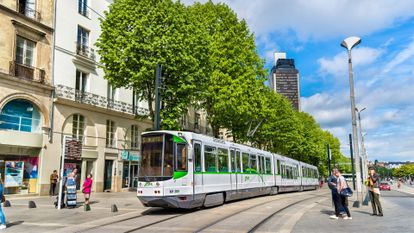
[{"xmin": 140, "ymin": 134, "xmax": 186, "ymax": 181}]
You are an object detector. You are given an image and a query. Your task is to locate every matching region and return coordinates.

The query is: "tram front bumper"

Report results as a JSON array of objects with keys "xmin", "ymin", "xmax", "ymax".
[{"xmin": 138, "ymin": 194, "xmax": 205, "ymax": 209}]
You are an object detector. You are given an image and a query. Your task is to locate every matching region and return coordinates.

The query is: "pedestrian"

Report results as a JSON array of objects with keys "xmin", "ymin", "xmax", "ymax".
[
  {"xmin": 0, "ymin": 178, "xmax": 7, "ymax": 229},
  {"xmin": 367, "ymin": 167, "xmax": 383, "ymax": 216},
  {"xmin": 397, "ymin": 179, "xmax": 401, "ymax": 189},
  {"xmin": 328, "ymin": 168, "xmax": 341, "ymax": 219},
  {"xmin": 50, "ymin": 170, "xmax": 59, "ymax": 196},
  {"xmin": 335, "ymin": 169, "xmax": 352, "ymax": 220},
  {"xmin": 82, "ymin": 174, "xmax": 93, "ymax": 211}
]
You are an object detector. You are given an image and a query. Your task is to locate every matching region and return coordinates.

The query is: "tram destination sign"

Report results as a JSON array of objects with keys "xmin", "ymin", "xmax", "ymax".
[{"xmin": 65, "ymin": 138, "xmax": 82, "ymax": 160}]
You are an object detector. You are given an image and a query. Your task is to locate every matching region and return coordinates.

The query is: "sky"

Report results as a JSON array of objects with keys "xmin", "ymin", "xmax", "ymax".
[{"xmin": 182, "ymin": 0, "xmax": 414, "ymax": 162}]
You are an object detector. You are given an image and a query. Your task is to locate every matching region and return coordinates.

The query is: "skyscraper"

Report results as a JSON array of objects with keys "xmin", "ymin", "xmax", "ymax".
[{"xmin": 270, "ymin": 52, "xmax": 300, "ymax": 110}]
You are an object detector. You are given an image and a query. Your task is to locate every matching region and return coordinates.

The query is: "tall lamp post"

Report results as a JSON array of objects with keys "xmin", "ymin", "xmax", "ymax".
[
  {"xmin": 356, "ymin": 107, "xmax": 367, "ymax": 180},
  {"xmin": 341, "ymin": 36, "xmax": 362, "ymax": 207}
]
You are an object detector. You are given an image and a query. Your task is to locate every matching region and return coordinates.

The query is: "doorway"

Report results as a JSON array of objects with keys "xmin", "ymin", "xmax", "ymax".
[
  {"xmin": 129, "ymin": 164, "xmax": 139, "ymax": 189},
  {"xmin": 104, "ymin": 160, "xmax": 113, "ymax": 191}
]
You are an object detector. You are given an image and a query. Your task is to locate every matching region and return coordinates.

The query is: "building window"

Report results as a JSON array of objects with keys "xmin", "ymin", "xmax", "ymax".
[
  {"xmin": 16, "ymin": 36, "xmax": 35, "ymax": 67},
  {"xmin": 132, "ymin": 89, "xmax": 139, "ymax": 114},
  {"xmin": 106, "ymin": 120, "xmax": 115, "ymax": 147},
  {"xmin": 72, "ymin": 114, "xmax": 85, "ymax": 141},
  {"xmin": 76, "ymin": 26, "xmax": 89, "ymax": 55},
  {"xmin": 107, "ymin": 83, "xmax": 117, "ymax": 103},
  {"xmin": 18, "ymin": 0, "xmax": 38, "ymax": 19},
  {"xmin": 78, "ymin": 0, "xmax": 89, "ymax": 17},
  {"xmin": 0, "ymin": 99, "xmax": 41, "ymax": 133},
  {"xmin": 180, "ymin": 111, "xmax": 187, "ymax": 128},
  {"xmin": 75, "ymin": 70, "xmax": 88, "ymax": 94},
  {"xmin": 131, "ymin": 125, "xmax": 139, "ymax": 149},
  {"xmin": 194, "ymin": 113, "xmax": 200, "ymax": 130}
]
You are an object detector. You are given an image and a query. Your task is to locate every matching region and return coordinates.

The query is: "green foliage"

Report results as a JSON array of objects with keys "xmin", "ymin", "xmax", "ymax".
[
  {"xmin": 393, "ymin": 164, "xmax": 414, "ymax": 177},
  {"xmin": 97, "ymin": 0, "xmax": 347, "ymax": 177},
  {"xmin": 189, "ymin": 1, "xmax": 267, "ymax": 140},
  {"xmin": 96, "ymin": 0, "xmax": 209, "ymax": 129}
]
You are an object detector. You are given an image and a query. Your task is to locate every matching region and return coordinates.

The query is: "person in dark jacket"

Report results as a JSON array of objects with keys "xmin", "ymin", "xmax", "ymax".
[
  {"xmin": 367, "ymin": 167, "xmax": 383, "ymax": 216},
  {"xmin": 328, "ymin": 168, "xmax": 340, "ymax": 219}
]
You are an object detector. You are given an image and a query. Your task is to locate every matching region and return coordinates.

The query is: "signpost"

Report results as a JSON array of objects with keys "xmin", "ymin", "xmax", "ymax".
[{"xmin": 57, "ymin": 136, "xmax": 82, "ymax": 210}]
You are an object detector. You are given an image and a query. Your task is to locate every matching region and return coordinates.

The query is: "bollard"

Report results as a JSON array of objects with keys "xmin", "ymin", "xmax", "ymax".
[
  {"xmin": 3, "ymin": 200, "xmax": 11, "ymax": 207},
  {"xmin": 28, "ymin": 201, "xmax": 37, "ymax": 208},
  {"xmin": 111, "ymin": 204, "xmax": 118, "ymax": 212}
]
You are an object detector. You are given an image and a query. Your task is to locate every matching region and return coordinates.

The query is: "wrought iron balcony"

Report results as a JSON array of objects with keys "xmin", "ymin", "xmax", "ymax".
[
  {"xmin": 55, "ymin": 85, "xmax": 150, "ymax": 116},
  {"xmin": 17, "ymin": 1, "xmax": 41, "ymax": 21},
  {"xmin": 9, "ymin": 61, "xmax": 46, "ymax": 84},
  {"xmin": 76, "ymin": 42, "xmax": 95, "ymax": 60}
]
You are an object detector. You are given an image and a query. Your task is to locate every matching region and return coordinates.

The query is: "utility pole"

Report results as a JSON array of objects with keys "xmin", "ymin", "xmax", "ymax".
[
  {"xmin": 154, "ymin": 64, "xmax": 162, "ymax": 130},
  {"xmin": 327, "ymin": 144, "xmax": 331, "ymax": 176},
  {"xmin": 349, "ymin": 134, "xmax": 356, "ymax": 190},
  {"xmin": 342, "ymin": 37, "xmax": 362, "ymax": 208}
]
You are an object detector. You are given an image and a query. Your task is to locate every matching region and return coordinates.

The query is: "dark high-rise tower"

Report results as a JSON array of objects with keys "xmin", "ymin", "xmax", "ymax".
[{"xmin": 269, "ymin": 52, "xmax": 300, "ymax": 110}]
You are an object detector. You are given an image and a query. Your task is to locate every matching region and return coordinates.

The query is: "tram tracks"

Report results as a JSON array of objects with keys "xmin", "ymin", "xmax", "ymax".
[{"xmin": 194, "ymin": 193, "xmax": 327, "ymax": 233}]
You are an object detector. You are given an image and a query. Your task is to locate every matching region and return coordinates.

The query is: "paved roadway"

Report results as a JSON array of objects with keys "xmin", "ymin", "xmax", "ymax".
[{"xmin": 2, "ymin": 186, "xmax": 414, "ymax": 232}]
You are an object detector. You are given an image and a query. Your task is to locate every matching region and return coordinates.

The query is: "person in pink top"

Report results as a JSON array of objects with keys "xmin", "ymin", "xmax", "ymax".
[{"xmin": 82, "ymin": 174, "xmax": 93, "ymax": 207}]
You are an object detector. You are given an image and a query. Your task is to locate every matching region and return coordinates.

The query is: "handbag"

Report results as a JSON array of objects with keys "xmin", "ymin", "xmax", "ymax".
[{"xmin": 340, "ymin": 187, "xmax": 353, "ymax": 197}]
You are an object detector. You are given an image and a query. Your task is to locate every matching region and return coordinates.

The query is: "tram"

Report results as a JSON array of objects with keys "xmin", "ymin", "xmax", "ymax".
[{"xmin": 137, "ymin": 130, "xmax": 319, "ymax": 209}]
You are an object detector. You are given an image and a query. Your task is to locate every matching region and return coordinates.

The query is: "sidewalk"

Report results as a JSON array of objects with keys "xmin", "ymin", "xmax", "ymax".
[
  {"xmin": 2, "ymin": 191, "xmax": 145, "ymax": 233},
  {"xmin": 393, "ymin": 183, "xmax": 414, "ymax": 195},
  {"xmin": 293, "ymin": 189, "xmax": 414, "ymax": 233}
]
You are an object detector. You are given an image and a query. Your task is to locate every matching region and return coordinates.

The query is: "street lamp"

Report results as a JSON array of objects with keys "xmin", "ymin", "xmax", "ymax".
[
  {"xmin": 356, "ymin": 107, "xmax": 367, "ymax": 181},
  {"xmin": 341, "ymin": 36, "xmax": 362, "ymax": 207}
]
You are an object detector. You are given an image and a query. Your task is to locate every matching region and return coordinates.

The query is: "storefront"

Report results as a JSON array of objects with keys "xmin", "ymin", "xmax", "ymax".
[
  {"xmin": 0, "ymin": 154, "xmax": 40, "ymax": 195},
  {"xmin": 121, "ymin": 150, "xmax": 140, "ymax": 190}
]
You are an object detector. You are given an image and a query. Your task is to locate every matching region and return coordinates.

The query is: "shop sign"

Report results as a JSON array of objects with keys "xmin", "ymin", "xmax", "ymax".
[
  {"xmin": 121, "ymin": 150, "xmax": 129, "ymax": 160},
  {"xmin": 65, "ymin": 138, "xmax": 82, "ymax": 160},
  {"xmin": 4, "ymin": 161, "xmax": 24, "ymax": 187},
  {"xmin": 129, "ymin": 153, "xmax": 140, "ymax": 162}
]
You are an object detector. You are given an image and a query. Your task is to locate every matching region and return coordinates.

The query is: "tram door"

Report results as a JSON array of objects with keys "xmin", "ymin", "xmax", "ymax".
[
  {"xmin": 230, "ymin": 148, "xmax": 240, "ymax": 191},
  {"xmin": 193, "ymin": 141, "xmax": 203, "ymax": 194}
]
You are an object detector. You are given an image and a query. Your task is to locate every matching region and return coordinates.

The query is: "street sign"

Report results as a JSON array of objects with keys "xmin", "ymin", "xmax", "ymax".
[
  {"xmin": 121, "ymin": 150, "xmax": 129, "ymax": 160},
  {"xmin": 64, "ymin": 138, "xmax": 82, "ymax": 160},
  {"xmin": 129, "ymin": 153, "xmax": 140, "ymax": 162}
]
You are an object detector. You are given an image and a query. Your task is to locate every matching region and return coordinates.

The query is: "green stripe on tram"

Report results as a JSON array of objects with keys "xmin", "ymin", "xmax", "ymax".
[
  {"xmin": 173, "ymin": 135, "xmax": 186, "ymax": 143},
  {"xmin": 173, "ymin": 171, "xmax": 188, "ymax": 179}
]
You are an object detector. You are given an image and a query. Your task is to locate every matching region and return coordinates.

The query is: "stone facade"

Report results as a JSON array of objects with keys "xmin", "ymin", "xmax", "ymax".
[{"xmin": 0, "ymin": 0, "xmax": 54, "ymax": 195}]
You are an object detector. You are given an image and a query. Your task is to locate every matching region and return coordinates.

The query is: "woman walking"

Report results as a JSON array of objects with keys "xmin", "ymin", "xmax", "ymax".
[
  {"xmin": 0, "ymin": 178, "xmax": 7, "ymax": 229},
  {"xmin": 82, "ymin": 174, "xmax": 93, "ymax": 211}
]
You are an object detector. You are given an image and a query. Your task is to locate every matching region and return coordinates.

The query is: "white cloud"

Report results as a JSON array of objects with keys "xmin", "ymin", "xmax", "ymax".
[
  {"xmin": 318, "ymin": 47, "xmax": 382, "ymax": 76},
  {"xmin": 182, "ymin": 0, "xmax": 414, "ymax": 41},
  {"xmin": 382, "ymin": 39, "xmax": 414, "ymax": 73}
]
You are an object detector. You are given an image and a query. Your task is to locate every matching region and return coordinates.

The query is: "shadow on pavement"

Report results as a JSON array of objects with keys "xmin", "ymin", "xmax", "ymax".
[
  {"xmin": 354, "ymin": 210, "xmax": 372, "ymax": 216},
  {"xmin": 142, "ymin": 207, "xmax": 196, "ymax": 216},
  {"xmin": 320, "ymin": 209, "xmax": 333, "ymax": 216},
  {"xmin": 7, "ymin": 221, "xmax": 24, "ymax": 228}
]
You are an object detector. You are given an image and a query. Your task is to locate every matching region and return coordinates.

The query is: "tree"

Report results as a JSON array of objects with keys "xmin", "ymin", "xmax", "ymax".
[
  {"xmin": 189, "ymin": 1, "xmax": 267, "ymax": 139},
  {"xmin": 393, "ymin": 164, "xmax": 414, "ymax": 178},
  {"xmin": 96, "ymin": 0, "xmax": 209, "ymax": 129}
]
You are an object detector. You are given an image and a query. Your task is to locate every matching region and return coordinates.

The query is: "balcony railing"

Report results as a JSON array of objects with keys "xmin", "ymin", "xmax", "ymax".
[
  {"xmin": 76, "ymin": 42, "xmax": 95, "ymax": 60},
  {"xmin": 9, "ymin": 61, "xmax": 46, "ymax": 84},
  {"xmin": 55, "ymin": 85, "xmax": 150, "ymax": 116},
  {"xmin": 17, "ymin": 1, "xmax": 41, "ymax": 21}
]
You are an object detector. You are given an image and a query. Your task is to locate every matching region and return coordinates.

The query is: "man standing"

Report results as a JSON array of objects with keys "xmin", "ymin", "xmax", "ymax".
[
  {"xmin": 367, "ymin": 167, "xmax": 383, "ymax": 216},
  {"xmin": 49, "ymin": 170, "xmax": 58, "ymax": 196}
]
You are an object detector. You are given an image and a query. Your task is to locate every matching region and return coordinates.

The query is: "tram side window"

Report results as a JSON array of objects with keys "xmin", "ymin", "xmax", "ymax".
[
  {"xmin": 265, "ymin": 157, "xmax": 271, "ymax": 174},
  {"xmin": 277, "ymin": 160, "xmax": 281, "ymax": 175},
  {"xmin": 194, "ymin": 143, "xmax": 202, "ymax": 172},
  {"xmin": 242, "ymin": 153, "xmax": 249, "ymax": 173},
  {"xmin": 260, "ymin": 156, "xmax": 265, "ymax": 174},
  {"xmin": 250, "ymin": 155, "xmax": 257, "ymax": 173},
  {"xmin": 230, "ymin": 150, "xmax": 235, "ymax": 172},
  {"xmin": 175, "ymin": 143, "xmax": 187, "ymax": 171},
  {"xmin": 236, "ymin": 151, "xmax": 241, "ymax": 172},
  {"xmin": 281, "ymin": 164, "xmax": 286, "ymax": 178},
  {"xmin": 204, "ymin": 145, "xmax": 217, "ymax": 172},
  {"xmin": 218, "ymin": 148, "xmax": 229, "ymax": 172}
]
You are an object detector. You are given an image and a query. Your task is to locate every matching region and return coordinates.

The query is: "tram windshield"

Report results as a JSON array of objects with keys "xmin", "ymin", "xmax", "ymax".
[{"xmin": 139, "ymin": 133, "xmax": 187, "ymax": 181}]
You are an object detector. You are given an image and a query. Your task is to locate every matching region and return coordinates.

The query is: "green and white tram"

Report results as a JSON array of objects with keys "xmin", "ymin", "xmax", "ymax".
[{"xmin": 137, "ymin": 130, "xmax": 319, "ymax": 209}]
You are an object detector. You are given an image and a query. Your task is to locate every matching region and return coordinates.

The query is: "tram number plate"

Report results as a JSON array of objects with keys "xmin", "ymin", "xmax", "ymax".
[{"xmin": 169, "ymin": 189, "xmax": 180, "ymax": 194}]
